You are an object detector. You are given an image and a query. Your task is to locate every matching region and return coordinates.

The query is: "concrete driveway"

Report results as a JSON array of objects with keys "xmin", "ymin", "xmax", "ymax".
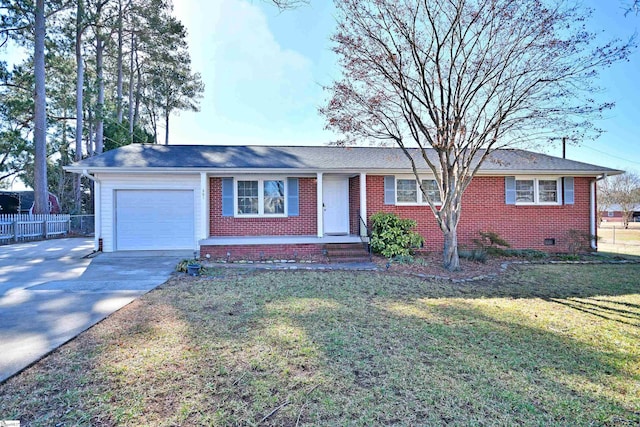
[{"xmin": 0, "ymin": 238, "xmax": 188, "ymax": 383}]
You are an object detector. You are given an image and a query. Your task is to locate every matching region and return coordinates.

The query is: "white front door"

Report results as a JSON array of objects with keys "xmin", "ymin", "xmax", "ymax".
[{"xmin": 323, "ymin": 176, "xmax": 349, "ymax": 235}]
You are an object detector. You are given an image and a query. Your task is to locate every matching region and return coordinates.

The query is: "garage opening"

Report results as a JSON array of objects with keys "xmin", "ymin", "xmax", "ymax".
[{"xmin": 115, "ymin": 189, "xmax": 195, "ymax": 250}]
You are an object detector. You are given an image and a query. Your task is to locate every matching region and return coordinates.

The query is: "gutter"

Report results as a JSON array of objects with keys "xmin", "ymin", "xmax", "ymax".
[
  {"xmin": 63, "ymin": 166, "xmax": 624, "ymax": 177},
  {"xmin": 81, "ymin": 170, "xmax": 101, "ymax": 252},
  {"xmin": 82, "ymin": 169, "xmax": 96, "ymax": 181}
]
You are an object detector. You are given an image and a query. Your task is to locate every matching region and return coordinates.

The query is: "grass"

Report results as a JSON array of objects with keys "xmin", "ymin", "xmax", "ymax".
[
  {"xmin": 1, "ymin": 265, "xmax": 639, "ymax": 426},
  {"xmin": 598, "ymin": 222, "xmax": 640, "ymax": 257}
]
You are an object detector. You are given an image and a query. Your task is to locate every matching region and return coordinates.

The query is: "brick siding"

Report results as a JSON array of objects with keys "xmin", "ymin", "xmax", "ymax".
[
  {"xmin": 209, "ymin": 177, "xmax": 317, "ymax": 236},
  {"xmin": 366, "ymin": 175, "xmax": 593, "ymax": 252},
  {"xmin": 206, "ymin": 174, "xmax": 594, "ymax": 256},
  {"xmin": 200, "ymin": 243, "xmax": 324, "ymax": 261}
]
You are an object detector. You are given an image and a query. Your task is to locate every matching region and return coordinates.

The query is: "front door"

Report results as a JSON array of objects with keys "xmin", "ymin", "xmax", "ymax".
[{"xmin": 323, "ymin": 176, "xmax": 349, "ymax": 235}]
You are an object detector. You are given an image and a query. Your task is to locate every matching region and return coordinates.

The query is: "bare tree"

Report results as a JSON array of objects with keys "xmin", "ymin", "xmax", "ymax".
[
  {"xmin": 266, "ymin": 0, "xmax": 308, "ymax": 10},
  {"xmin": 625, "ymin": 1, "xmax": 640, "ymax": 16},
  {"xmin": 322, "ymin": 0, "xmax": 632, "ymax": 270},
  {"xmin": 598, "ymin": 172, "xmax": 640, "ymax": 229}
]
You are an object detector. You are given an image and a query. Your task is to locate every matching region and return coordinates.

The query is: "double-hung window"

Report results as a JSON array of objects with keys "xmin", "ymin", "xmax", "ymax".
[
  {"xmin": 397, "ymin": 179, "xmax": 418, "ymax": 203},
  {"xmin": 515, "ymin": 177, "xmax": 561, "ymax": 205},
  {"xmin": 396, "ymin": 178, "xmax": 441, "ymax": 205},
  {"xmin": 236, "ymin": 178, "xmax": 286, "ymax": 216},
  {"xmin": 421, "ymin": 179, "xmax": 442, "ymax": 204}
]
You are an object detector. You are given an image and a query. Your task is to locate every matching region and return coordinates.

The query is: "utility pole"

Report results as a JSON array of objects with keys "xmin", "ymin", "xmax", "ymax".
[{"xmin": 550, "ymin": 136, "xmax": 569, "ymax": 159}]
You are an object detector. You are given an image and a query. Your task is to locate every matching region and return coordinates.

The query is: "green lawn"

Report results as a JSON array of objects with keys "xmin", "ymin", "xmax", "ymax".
[
  {"xmin": 598, "ymin": 222, "xmax": 640, "ymax": 256},
  {"xmin": 1, "ymin": 265, "xmax": 639, "ymax": 426}
]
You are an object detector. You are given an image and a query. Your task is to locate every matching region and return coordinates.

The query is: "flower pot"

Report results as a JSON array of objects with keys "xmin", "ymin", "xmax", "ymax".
[{"xmin": 187, "ymin": 264, "xmax": 201, "ymax": 276}]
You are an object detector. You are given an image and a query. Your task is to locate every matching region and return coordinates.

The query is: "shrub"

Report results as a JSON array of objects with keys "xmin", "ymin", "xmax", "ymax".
[
  {"xmin": 459, "ymin": 248, "xmax": 488, "ymax": 263},
  {"xmin": 472, "ymin": 230, "xmax": 511, "ymax": 256},
  {"xmin": 565, "ymin": 229, "xmax": 598, "ymax": 255},
  {"xmin": 502, "ymin": 249, "xmax": 548, "ymax": 260},
  {"xmin": 370, "ymin": 212, "xmax": 424, "ymax": 258}
]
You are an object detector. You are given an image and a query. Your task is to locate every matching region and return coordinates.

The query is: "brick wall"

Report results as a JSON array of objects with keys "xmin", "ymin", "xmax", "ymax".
[
  {"xmin": 201, "ymin": 243, "xmax": 324, "ymax": 261},
  {"xmin": 366, "ymin": 175, "xmax": 593, "ymax": 252},
  {"xmin": 208, "ymin": 174, "xmax": 594, "ymax": 253},
  {"xmin": 209, "ymin": 177, "xmax": 317, "ymax": 236}
]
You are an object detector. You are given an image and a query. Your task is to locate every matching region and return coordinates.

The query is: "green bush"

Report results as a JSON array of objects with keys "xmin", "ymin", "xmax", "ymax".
[
  {"xmin": 502, "ymin": 249, "xmax": 549, "ymax": 259},
  {"xmin": 472, "ymin": 230, "xmax": 511, "ymax": 256},
  {"xmin": 370, "ymin": 212, "xmax": 424, "ymax": 258},
  {"xmin": 459, "ymin": 248, "xmax": 488, "ymax": 263}
]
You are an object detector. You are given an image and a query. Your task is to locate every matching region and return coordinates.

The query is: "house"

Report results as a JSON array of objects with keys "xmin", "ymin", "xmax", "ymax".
[
  {"xmin": 64, "ymin": 144, "xmax": 621, "ymax": 259},
  {"xmin": 600, "ymin": 204, "xmax": 640, "ymax": 223},
  {"xmin": 0, "ymin": 191, "xmax": 62, "ymax": 215}
]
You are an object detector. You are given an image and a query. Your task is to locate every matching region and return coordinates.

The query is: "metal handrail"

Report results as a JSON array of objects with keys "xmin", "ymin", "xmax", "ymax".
[{"xmin": 358, "ymin": 211, "xmax": 373, "ymax": 260}]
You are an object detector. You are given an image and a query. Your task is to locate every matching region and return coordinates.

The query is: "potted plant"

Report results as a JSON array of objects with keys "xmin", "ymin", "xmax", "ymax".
[
  {"xmin": 187, "ymin": 261, "xmax": 201, "ymax": 276},
  {"xmin": 177, "ymin": 258, "xmax": 202, "ymax": 276}
]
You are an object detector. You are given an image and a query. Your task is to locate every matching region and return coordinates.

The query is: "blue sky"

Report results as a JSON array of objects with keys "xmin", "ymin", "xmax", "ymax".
[{"xmin": 172, "ymin": 0, "xmax": 640, "ymax": 174}]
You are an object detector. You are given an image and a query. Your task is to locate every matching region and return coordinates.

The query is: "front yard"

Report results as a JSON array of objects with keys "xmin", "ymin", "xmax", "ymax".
[{"xmin": 1, "ymin": 265, "xmax": 638, "ymax": 426}]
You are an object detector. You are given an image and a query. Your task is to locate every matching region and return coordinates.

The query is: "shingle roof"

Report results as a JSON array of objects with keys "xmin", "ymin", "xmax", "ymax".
[{"xmin": 65, "ymin": 144, "xmax": 621, "ymax": 175}]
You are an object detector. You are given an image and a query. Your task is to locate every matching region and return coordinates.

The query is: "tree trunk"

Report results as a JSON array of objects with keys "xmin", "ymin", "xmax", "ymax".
[
  {"xmin": 87, "ymin": 107, "xmax": 94, "ymax": 157},
  {"xmin": 95, "ymin": 33, "xmax": 105, "ymax": 154},
  {"xmin": 439, "ymin": 192, "xmax": 462, "ymax": 271},
  {"xmin": 149, "ymin": 108, "xmax": 158, "ymax": 144},
  {"xmin": 59, "ymin": 110, "xmax": 68, "ymax": 209},
  {"xmin": 164, "ymin": 110, "xmax": 169, "ymax": 145},
  {"xmin": 33, "ymin": 0, "xmax": 48, "ymax": 214},
  {"xmin": 128, "ymin": 33, "xmax": 135, "ymax": 139},
  {"xmin": 116, "ymin": 0, "xmax": 124, "ymax": 123},
  {"xmin": 74, "ymin": 0, "xmax": 84, "ymax": 213},
  {"xmin": 442, "ymin": 224, "xmax": 460, "ymax": 271},
  {"xmin": 133, "ymin": 48, "xmax": 142, "ymax": 128}
]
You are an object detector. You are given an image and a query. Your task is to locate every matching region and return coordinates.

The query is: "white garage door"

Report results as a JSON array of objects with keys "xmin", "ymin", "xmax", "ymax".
[{"xmin": 115, "ymin": 190, "xmax": 195, "ymax": 250}]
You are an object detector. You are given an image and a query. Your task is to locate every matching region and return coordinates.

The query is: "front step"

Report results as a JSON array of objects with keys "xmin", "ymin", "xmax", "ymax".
[{"xmin": 324, "ymin": 243, "xmax": 371, "ymax": 263}]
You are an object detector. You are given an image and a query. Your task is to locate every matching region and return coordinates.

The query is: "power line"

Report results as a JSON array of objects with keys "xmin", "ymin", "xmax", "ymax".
[{"xmin": 581, "ymin": 145, "xmax": 640, "ymax": 166}]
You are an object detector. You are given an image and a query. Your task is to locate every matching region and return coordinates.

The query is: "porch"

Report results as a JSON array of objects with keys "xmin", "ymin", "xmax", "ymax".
[{"xmin": 199, "ymin": 234, "xmax": 366, "ymax": 246}]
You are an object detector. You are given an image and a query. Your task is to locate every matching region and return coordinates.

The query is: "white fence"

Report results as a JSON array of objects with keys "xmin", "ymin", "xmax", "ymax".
[{"xmin": 0, "ymin": 214, "xmax": 71, "ymax": 244}]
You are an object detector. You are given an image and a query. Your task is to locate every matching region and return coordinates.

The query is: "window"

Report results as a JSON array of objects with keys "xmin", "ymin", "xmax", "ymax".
[
  {"xmin": 516, "ymin": 179, "xmax": 534, "ymax": 203},
  {"xmin": 607, "ymin": 211, "xmax": 614, "ymax": 217},
  {"xmin": 422, "ymin": 180, "xmax": 442, "ymax": 204},
  {"xmin": 237, "ymin": 180, "xmax": 259, "ymax": 214},
  {"xmin": 396, "ymin": 177, "xmax": 441, "ymax": 205},
  {"xmin": 515, "ymin": 178, "xmax": 561, "ymax": 205},
  {"xmin": 538, "ymin": 180, "xmax": 558, "ymax": 203},
  {"xmin": 264, "ymin": 180, "xmax": 285, "ymax": 214},
  {"xmin": 236, "ymin": 179, "xmax": 286, "ymax": 216},
  {"xmin": 397, "ymin": 179, "xmax": 418, "ymax": 203}
]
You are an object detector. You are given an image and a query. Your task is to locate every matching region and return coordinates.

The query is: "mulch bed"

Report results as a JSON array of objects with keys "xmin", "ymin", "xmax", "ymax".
[{"xmin": 372, "ymin": 253, "xmax": 509, "ymax": 280}]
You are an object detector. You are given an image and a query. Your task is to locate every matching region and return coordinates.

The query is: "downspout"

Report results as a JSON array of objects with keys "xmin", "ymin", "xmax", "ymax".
[
  {"xmin": 591, "ymin": 174, "xmax": 608, "ymax": 250},
  {"xmin": 82, "ymin": 169, "xmax": 102, "ymax": 252}
]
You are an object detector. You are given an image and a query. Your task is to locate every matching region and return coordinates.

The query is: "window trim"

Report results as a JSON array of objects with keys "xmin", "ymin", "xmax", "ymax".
[
  {"xmin": 234, "ymin": 176, "xmax": 288, "ymax": 218},
  {"xmin": 394, "ymin": 175, "xmax": 442, "ymax": 206},
  {"xmin": 514, "ymin": 176, "xmax": 562, "ymax": 206}
]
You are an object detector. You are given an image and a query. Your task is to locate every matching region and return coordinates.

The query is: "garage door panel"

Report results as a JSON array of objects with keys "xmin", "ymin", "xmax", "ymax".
[{"xmin": 115, "ymin": 190, "xmax": 195, "ymax": 250}]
